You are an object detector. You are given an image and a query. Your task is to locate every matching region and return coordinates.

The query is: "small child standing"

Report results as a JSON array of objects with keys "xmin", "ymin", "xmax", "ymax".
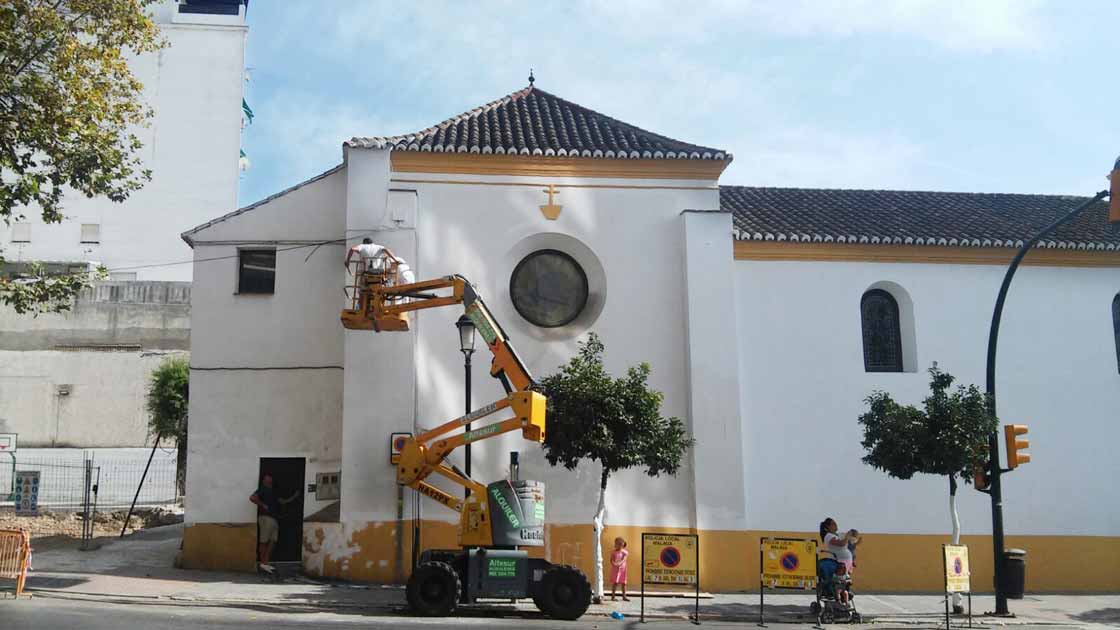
[
  {"xmin": 832, "ymin": 562, "xmax": 852, "ymax": 608},
  {"xmin": 609, "ymin": 537, "xmax": 629, "ymax": 601}
]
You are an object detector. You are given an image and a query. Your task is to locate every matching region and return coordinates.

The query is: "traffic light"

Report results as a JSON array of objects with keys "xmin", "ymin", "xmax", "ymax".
[
  {"xmin": 1004, "ymin": 424, "xmax": 1031, "ymax": 469},
  {"xmin": 973, "ymin": 466, "xmax": 990, "ymax": 490}
]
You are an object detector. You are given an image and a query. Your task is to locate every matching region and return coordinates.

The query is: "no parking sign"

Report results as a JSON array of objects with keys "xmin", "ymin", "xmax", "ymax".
[
  {"xmin": 642, "ymin": 533, "xmax": 697, "ymax": 585},
  {"xmin": 640, "ymin": 532, "xmax": 700, "ymax": 623}
]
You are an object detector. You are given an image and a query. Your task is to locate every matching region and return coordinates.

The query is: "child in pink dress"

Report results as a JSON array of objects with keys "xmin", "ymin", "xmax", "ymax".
[{"xmin": 610, "ymin": 537, "xmax": 629, "ymax": 601}]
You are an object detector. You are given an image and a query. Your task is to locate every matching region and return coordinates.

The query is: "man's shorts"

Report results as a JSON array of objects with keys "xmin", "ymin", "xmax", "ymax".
[{"xmin": 258, "ymin": 515, "xmax": 279, "ymax": 544}]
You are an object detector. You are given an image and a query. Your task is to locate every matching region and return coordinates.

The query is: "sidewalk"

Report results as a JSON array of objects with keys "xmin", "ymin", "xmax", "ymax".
[{"xmin": 13, "ymin": 526, "xmax": 1119, "ymax": 627}]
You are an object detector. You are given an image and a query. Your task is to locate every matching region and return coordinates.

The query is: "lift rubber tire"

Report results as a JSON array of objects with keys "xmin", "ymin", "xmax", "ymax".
[
  {"xmin": 535, "ymin": 564, "xmax": 592, "ymax": 620},
  {"xmin": 406, "ymin": 561, "xmax": 461, "ymax": 616},
  {"xmin": 821, "ymin": 609, "xmax": 835, "ymax": 624}
]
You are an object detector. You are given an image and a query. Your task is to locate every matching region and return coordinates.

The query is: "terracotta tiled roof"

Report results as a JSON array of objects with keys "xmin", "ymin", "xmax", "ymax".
[
  {"xmin": 721, "ymin": 186, "xmax": 1119, "ymax": 250},
  {"xmin": 347, "ymin": 86, "xmax": 730, "ymax": 161}
]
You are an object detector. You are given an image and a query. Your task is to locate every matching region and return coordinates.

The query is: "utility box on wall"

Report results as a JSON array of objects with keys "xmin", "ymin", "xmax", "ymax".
[{"xmin": 315, "ymin": 472, "xmax": 341, "ymax": 501}]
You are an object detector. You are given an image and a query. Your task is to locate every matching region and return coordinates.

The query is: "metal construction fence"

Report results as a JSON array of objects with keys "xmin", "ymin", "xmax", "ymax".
[
  {"xmin": 0, "ymin": 450, "xmax": 179, "ymax": 511},
  {"xmin": 0, "ymin": 529, "xmax": 31, "ymax": 597}
]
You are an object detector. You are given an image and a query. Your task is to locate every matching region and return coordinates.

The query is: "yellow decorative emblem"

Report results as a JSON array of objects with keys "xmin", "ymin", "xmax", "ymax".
[{"xmin": 540, "ymin": 184, "xmax": 562, "ymax": 220}]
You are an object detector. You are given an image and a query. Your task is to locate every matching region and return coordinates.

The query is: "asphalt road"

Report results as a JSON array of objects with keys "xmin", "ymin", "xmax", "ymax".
[
  {"xmin": 0, "ymin": 597, "xmax": 1092, "ymax": 630},
  {"xmin": 0, "ymin": 597, "xmax": 715, "ymax": 629}
]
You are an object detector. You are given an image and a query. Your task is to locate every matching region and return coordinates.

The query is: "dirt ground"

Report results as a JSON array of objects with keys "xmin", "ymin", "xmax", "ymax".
[{"xmin": 0, "ymin": 507, "xmax": 181, "ymax": 551}]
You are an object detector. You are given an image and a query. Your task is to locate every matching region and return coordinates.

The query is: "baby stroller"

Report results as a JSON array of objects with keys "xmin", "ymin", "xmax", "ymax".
[{"xmin": 809, "ymin": 557, "xmax": 862, "ymax": 624}]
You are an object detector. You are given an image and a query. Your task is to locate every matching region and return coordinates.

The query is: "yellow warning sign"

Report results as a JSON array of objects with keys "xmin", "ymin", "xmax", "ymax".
[
  {"xmin": 943, "ymin": 544, "xmax": 971, "ymax": 593},
  {"xmin": 761, "ymin": 538, "xmax": 817, "ymax": 590},
  {"xmin": 642, "ymin": 533, "xmax": 698, "ymax": 585}
]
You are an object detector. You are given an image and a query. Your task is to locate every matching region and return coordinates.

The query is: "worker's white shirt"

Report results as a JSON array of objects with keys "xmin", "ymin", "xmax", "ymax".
[{"xmin": 356, "ymin": 243, "xmax": 385, "ymax": 270}]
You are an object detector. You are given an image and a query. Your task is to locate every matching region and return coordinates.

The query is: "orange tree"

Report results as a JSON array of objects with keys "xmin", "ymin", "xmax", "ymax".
[
  {"xmin": 858, "ymin": 365, "xmax": 995, "ymax": 610},
  {"xmin": 539, "ymin": 333, "xmax": 694, "ymax": 601},
  {"xmin": 0, "ymin": 0, "xmax": 164, "ymax": 313}
]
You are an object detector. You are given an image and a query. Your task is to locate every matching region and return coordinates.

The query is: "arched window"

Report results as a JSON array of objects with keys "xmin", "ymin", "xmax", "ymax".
[
  {"xmin": 862, "ymin": 289, "xmax": 903, "ymax": 372},
  {"xmin": 1113, "ymin": 293, "xmax": 1120, "ymax": 374}
]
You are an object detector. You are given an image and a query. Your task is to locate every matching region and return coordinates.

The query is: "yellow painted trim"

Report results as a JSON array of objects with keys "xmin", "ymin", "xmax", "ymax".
[
  {"xmin": 734, "ymin": 241, "xmax": 1120, "ymax": 268},
  {"xmin": 181, "ymin": 523, "xmax": 258, "ymax": 572},
  {"xmin": 390, "ymin": 151, "xmax": 728, "ymax": 180},
  {"xmin": 179, "ymin": 521, "xmax": 1120, "ymax": 593},
  {"xmin": 390, "ymin": 178, "xmax": 717, "ymax": 191}
]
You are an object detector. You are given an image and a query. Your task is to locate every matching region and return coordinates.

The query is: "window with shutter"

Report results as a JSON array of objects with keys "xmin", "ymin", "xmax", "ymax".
[
  {"xmin": 238, "ymin": 249, "xmax": 276, "ymax": 294},
  {"xmin": 861, "ymin": 289, "xmax": 903, "ymax": 373},
  {"xmin": 80, "ymin": 223, "xmax": 101, "ymax": 243},
  {"xmin": 11, "ymin": 223, "xmax": 30, "ymax": 243}
]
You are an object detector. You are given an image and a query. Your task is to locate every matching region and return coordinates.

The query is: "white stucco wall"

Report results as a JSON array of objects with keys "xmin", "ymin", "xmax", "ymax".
[
  {"xmin": 0, "ymin": 349, "xmax": 187, "ymax": 447},
  {"xmin": 736, "ymin": 259, "xmax": 1120, "ymax": 537},
  {"xmin": 0, "ymin": 1, "xmax": 246, "ymax": 281},
  {"xmin": 185, "ymin": 168, "xmax": 347, "ymax": 524},
  {"xmin": 186, "ymin": 149, "xmax": 728, "ymax": 533},
  {"xmin": 377, "ymin": 164, "xmax": 720, "ymax": 532}
]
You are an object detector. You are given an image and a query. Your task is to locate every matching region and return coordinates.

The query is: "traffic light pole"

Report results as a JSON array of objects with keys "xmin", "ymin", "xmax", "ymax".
[{"xmin": 984, "ymin": 189, "xmax": 1108, "ymax": 616}]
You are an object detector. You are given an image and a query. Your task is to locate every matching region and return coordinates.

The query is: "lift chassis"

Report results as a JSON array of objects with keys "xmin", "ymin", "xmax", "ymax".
[{"xmin": 341, "ymin": 261, "xmax": 592, "ymax": 620}]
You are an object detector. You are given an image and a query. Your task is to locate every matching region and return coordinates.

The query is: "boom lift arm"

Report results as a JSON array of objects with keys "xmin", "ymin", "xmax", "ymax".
[{"xmin": 341, "ymin": 263, "xmax": 546, "ymax": 547}]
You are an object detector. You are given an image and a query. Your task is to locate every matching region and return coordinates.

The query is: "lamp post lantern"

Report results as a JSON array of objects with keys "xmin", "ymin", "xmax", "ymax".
[
  {"xmin": 984, "ymin": 157, "xmax": 1115, "ymax": 615},
  {"xmin": 456, "ymin": 315, "xmax": 476, "ymax": 498}
]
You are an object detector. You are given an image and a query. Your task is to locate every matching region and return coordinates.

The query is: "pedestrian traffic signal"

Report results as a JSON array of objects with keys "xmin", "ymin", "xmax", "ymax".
[{"xmin": 1004, "ymin": 424, "xmax": 1031, "ymax": 469}]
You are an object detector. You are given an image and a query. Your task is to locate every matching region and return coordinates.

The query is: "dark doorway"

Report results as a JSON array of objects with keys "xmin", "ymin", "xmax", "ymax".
[{"xmin": 257, "ymin": 457, "xmax": 305, "ymax": 563}]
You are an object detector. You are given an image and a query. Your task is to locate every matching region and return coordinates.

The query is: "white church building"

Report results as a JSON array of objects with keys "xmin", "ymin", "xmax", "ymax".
[{"xmin": 181, "ymin": 84, "xmax": 1120, "ymax": 593}]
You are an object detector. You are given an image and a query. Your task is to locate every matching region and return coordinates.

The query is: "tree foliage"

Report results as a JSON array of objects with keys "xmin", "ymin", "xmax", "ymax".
[
  {"xmin": 0, "ymin": 0, "xmax": 164, "ymax": 313},
  {"xmin": 858, "ymin": 365, "xmax": 996, "ymax": 483},
  {"xmin": 539, "ymin": 333, "xmax": 695, "ymax": 488},
  {"xmin": 146, "ymin": 356, "xmax": 188, "ymax": 494}
]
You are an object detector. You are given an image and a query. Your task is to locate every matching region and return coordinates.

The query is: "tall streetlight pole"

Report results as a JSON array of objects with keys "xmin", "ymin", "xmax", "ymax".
[
  {"xmin": 456, "ymin": 315, "xmax": 477, "ymax": 498},
  {"xmin": 984, "ymin": 158, "xmax": 1117, "ymax": 615}
]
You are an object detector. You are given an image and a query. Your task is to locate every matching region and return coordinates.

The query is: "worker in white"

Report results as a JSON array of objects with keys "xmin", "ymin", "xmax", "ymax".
[
  {"xmin": 346, "ymin": 237, "xmax": 415, "ymax": 289},
  {"xmin": 346, "ymin": 237, "xmax": 387, "ymax": 274}
]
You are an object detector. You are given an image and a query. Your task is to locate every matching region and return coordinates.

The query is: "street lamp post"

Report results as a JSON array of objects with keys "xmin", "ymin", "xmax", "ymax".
[
  {"xmin": 984, "ymin": 159, "xmax": 1117, "ymax": 615},
  {"xmin": 456, "ymin": 315, "xmax": 476, "ymax": 498}
]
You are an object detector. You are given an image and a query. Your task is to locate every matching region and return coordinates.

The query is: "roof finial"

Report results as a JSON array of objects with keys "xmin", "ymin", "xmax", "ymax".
[{"xmin": 528, "ymin": 68, "xmax": 535, "ymax": 86}]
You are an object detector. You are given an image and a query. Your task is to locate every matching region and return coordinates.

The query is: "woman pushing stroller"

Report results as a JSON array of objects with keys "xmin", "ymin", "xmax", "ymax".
[
  {"xmin": 811, "ymin": 517, "xmax": 864, "ymax": 622},
  {"xmin": 820, "ymin": 517, "xmax": 861, "ymax": 575}
]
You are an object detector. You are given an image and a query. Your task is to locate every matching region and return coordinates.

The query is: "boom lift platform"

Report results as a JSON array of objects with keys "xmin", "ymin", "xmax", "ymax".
[{"xmin": 341, "ymin": 259, "xmax": 592, "ymax": 619}]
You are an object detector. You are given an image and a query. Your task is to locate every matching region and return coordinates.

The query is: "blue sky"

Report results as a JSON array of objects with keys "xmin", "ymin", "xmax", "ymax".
[{"xmin": 237, "ymin": 1, "xmax": 1120, "ymax": 207}]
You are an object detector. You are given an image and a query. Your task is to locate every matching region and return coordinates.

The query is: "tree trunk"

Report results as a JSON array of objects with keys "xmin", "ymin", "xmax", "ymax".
[
  {"xmin": 949, "ymin": 474, "xmax": 962, "ymax": 611},
  {"xmin": 592, "ymin": 468, "xmax": 608, "ymax": 603}
]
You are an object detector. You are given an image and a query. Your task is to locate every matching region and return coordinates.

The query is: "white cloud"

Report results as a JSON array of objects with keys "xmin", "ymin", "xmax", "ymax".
[
  {"xmin": 241, "ymin": 0, "xmax": 1079, "ymax": 200},
  {"xmin": 587, "ymin": 0, "xmax": 1048, "ymax": 52}
]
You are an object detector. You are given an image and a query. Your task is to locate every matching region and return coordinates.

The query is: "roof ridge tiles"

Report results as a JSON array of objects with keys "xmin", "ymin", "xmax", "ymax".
[
  {"xmin": 722, "ymin": 185, "xmax": 1119, "ymax": 250},
  {"xmin": 346, "ymin": 85, "xmax": 731, "ymax": 161}
]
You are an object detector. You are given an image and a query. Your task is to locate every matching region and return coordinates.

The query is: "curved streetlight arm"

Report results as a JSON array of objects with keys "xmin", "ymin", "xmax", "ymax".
[{"xmin": 984, "ymin": 189, "xmax": 1108, "ymax": 615}]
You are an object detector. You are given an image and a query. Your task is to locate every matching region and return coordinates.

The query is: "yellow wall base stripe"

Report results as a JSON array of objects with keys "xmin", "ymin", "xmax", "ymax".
[
  {"xmin": 180, "ymin": 523, "xmax": 257, "ymax": 572},
  {"xmin": 180, "ymin": 522, "xmax": 1120, "ymax": 592}
]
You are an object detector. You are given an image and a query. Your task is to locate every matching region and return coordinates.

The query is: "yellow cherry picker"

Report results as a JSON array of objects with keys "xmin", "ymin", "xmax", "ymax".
[{"xmin": 341, "ymin": 256, "xmax": 592, "ymax": 619}]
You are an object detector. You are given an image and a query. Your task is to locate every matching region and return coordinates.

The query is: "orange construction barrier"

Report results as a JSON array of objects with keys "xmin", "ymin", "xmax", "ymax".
[{"xmin": 0, "ymin": 529, "xmax": 31, "ymax": 598}]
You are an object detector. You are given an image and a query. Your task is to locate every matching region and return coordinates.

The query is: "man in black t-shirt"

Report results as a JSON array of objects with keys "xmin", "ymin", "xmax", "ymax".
[{"xmin": 249, "ymin": 473, "xmax": 300, "ymax": 571}]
